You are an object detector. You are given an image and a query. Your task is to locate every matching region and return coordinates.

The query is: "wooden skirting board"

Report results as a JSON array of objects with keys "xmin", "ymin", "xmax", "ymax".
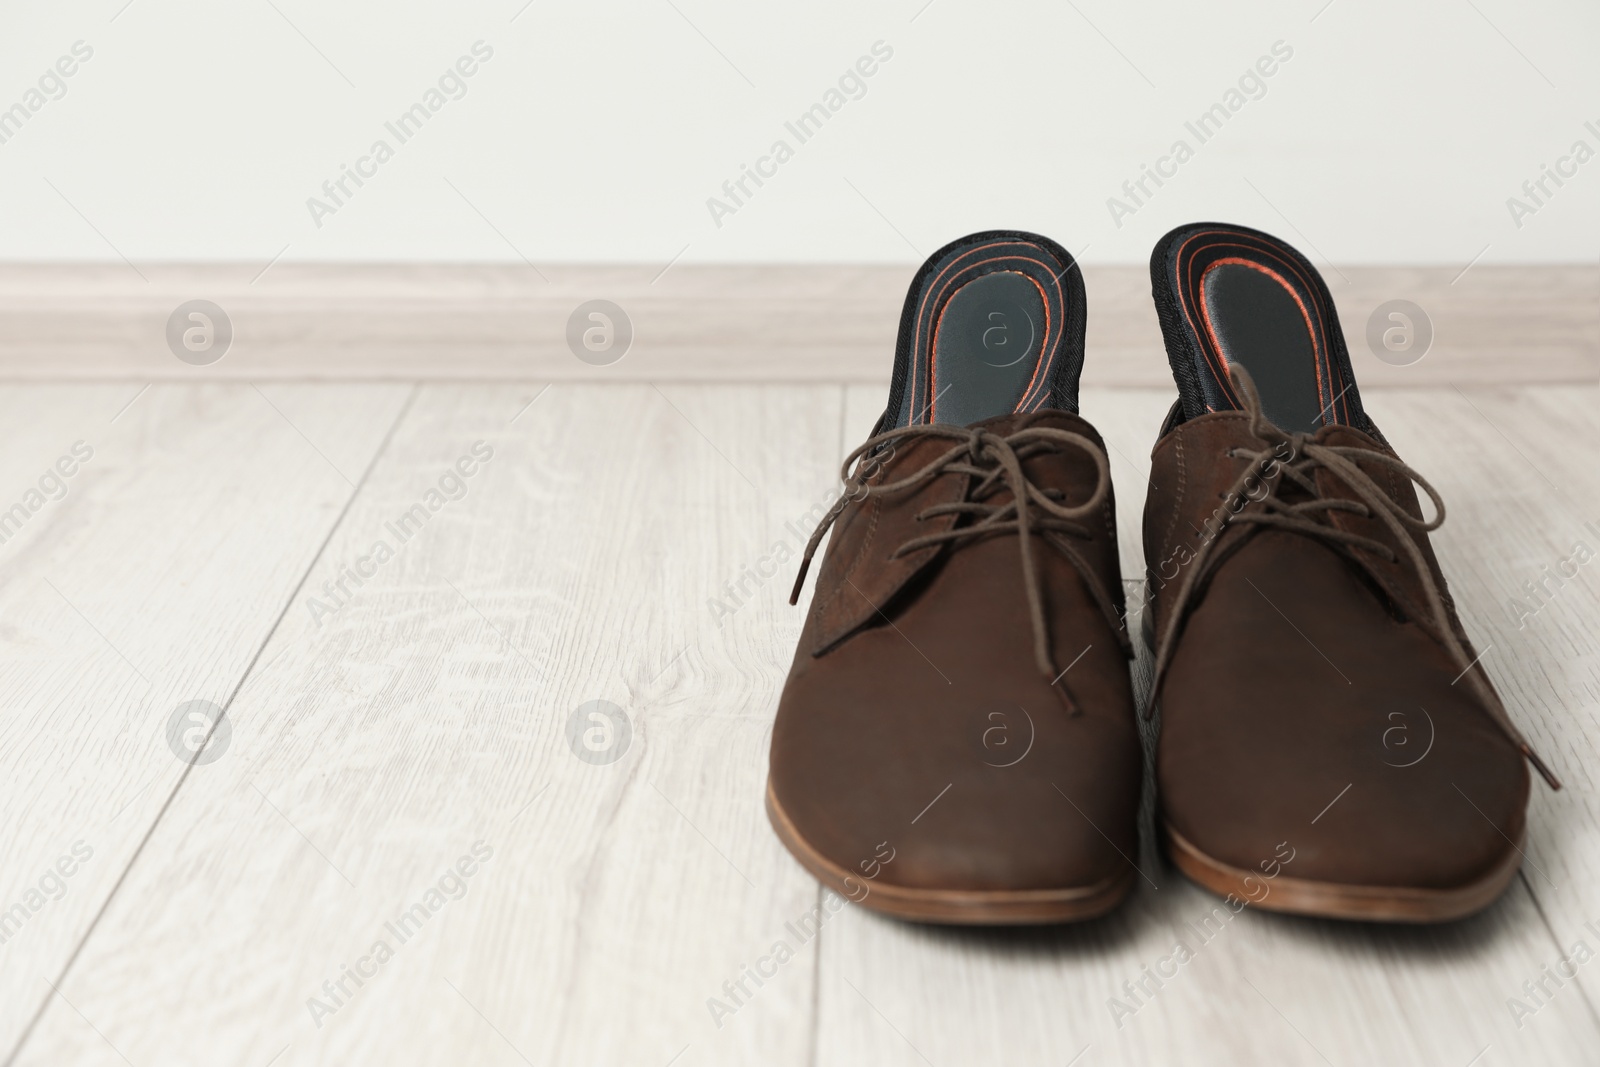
[{"xmin": 0, "ymin": 263, "xmax": 1593, "ymax": 384}]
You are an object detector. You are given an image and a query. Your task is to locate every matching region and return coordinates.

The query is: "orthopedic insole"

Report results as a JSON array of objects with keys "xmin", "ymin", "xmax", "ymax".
[
  {"xmin": 1150, "ymin": 222, "xmax": 1365, "ymax": 435},
  {"xmin": 884, "ymin": 231, "xmax": 1087, "ymax": 429}
]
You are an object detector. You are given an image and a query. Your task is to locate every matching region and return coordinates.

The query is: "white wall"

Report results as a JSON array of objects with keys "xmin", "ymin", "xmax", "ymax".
[{"xmin": 0, "ymin": 0, "xmax": 1595, "ymax": 263}]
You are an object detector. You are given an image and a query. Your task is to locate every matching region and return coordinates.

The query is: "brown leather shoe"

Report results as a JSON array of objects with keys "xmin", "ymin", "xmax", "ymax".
[
  {"xmin": 767, "ymin": 231, "xmax": 1143, "ymax": 924},
  {"xmin": 1143, "ymin": 222, "xmax": 1559, "ymax": 922}
]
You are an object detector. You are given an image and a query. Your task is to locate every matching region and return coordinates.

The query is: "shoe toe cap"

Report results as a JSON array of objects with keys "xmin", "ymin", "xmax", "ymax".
[
  {"xmin": 770, "ymin": 682, "xmax": 1141, "ymax": 895},
  {"xmin": 1158, "ymin": 696, "xmax": 1530, "ymax": 892}
]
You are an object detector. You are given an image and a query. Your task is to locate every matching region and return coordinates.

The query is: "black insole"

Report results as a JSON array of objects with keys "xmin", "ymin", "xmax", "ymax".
[
  {"xmin": 930, "ymin": 271, "xmax": 1046, "ymax": 427},
  {"xmin": 1149, "ymin": 222, "xmax": 1366, "ymax": 435},
  {"xmin": 883, "ymin": 231, "xmax": 1086, "ymax": 430},
  {"xmin": 1201, "ymin": 263, "xmax": 1324, "ymax": 433}
]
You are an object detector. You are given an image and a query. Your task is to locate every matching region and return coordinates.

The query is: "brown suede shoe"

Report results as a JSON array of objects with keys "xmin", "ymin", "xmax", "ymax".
[
  {"xmin": 767, "ymin": 231, "xmax": 1143, "ymax": 924},
  {"xmin": 1143, "ymin": 222, "xmax": 1559, "ymax": 923}
]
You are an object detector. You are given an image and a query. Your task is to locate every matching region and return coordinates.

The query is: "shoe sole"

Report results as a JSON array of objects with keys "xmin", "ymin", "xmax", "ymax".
[
  {"xmin": 765, "ymin": 780, "xmax": 1134, "ymax": 925},
  {"xmin": 1163, "ymin": 822, "xmax": 1524, "ymax": 923}
]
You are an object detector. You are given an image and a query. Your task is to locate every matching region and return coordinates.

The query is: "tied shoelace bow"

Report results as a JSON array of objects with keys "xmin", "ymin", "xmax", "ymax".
[
  {"xmin": 1148, "ymin": 365, "xmax": 1560, "ymax": 790},
  {"xmin": 788, "ymin": 420, "xmax": 1126, "ymax": 715}
]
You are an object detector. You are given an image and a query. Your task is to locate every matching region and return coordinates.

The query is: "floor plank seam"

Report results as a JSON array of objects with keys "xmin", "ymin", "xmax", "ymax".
[{"xmin": 0, "ymin": 382, "xmax": 422, "ymax": 1067}]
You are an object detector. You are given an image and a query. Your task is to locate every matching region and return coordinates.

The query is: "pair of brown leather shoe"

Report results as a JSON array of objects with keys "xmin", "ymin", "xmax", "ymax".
[{"xmin": 766, "ymin": 226, "xmax": 1558, "ymax": 925}]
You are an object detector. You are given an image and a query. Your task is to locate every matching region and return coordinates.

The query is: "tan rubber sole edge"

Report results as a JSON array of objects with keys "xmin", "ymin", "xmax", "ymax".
[
  {"xmin": 765, "ymin": 780, "xmax": 1134, "ymax": 925},
  {"xmin": 1163, "ymin": 822, "xmax": 1525, "ymax": 923}
]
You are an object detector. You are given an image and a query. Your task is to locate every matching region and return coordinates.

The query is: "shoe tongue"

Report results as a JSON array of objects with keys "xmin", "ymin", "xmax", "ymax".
[{"xmin": 978, "ymin": 407, "xmax": 1089, "ymax": 435}]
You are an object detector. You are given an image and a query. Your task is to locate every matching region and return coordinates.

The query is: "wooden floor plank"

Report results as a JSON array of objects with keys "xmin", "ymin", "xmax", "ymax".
[
  {"xmin": 14, "ymin": 384, "xmax": 842, "ymax": 1067},
  {"xmin": 0, "ymin": 383, "xmax": 411, "ymax": 1060}
]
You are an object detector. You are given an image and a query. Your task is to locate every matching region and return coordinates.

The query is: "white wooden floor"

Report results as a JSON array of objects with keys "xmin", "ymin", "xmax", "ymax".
[{"xmin": 2, "ymin": 380, "xmax": 1598, "ymax": 1067}]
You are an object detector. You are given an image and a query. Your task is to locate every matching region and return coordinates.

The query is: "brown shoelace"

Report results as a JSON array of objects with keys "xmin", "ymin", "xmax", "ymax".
[
  {"xmin": 1148, "ymin": 365, "xmax": 1560, "ymax": 790},
  {"xmin": 789, "ymin": 420, "xmax": 1125, "ymax": 714}
]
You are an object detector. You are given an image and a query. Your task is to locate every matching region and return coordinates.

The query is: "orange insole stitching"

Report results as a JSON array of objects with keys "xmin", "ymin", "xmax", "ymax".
[{"xmin": 1171, "ymin": 229, "xmax": 1345, "ymax": 423}]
